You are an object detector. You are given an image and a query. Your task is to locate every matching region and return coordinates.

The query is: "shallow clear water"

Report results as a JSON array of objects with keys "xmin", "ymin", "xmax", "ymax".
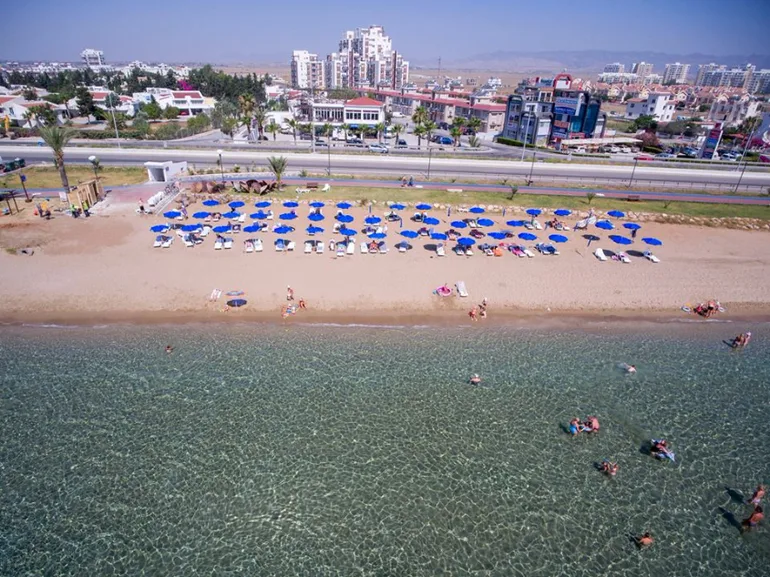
[{"xmin": 1, "ymin": 322, "xmax": 769, "ymax": 576}]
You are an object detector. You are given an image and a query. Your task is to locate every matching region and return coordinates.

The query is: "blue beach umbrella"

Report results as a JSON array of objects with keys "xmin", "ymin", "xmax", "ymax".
[
  {"xmin": 458, "ymin": 237, "xmax": 476, "ymax": 246},
  {"xmin": 308, "ymin": 212, "xmax": 325, "ymax": 221},
  {"xmin": 365, "ymin": 215, "xmax": 382, "ymax": 225},
  {"xmin": 595, "ymin": 220, "xmax": 614, "ymax": 230},
  {"xmin": 150, "ymin": 224, "xmax": 168, "ymax": 232},
  {"xmin": 609, "ymin": 234, "xmax": 633, "ymax": 245},
  {"xmin": 274, "ymin": 225, "xmax": 293, "ymax": 234},
  {"xmin": 390, "ymin": 203, "xmax": 406, "ymax": 210},
  {"xmin": 400, "ymin": 230, "xmax": 419, "ymax": 239},
  {"xmin": 549, "ymin": 234, "xmax": 569, "ymax": 243},
  {"xmin": 213, "ymin": 225, "xmax": 231, "ymax": 233},
  {"xmin": 280, "ymin": 212, "xmax": 298, "ymax": 220},
  {"xmin": 369, "ymin": 232, "xmax": 387, "ymax": 239},
  {"xmin": 255, "ymin": 201, "xmax": 271, "ymax": 208},
  {"xmin": 250, "ymin": 211, "xmax": 268, "ymax": 220},
  {"xmin": 181, "ymin": 224, "xmax": 202, "ymax": 232},
  {"xmin": 506, "ymin": 220, "xmax": 526, "ymax": 227},
  {"xmin": 450, "ymin": 220, "xmax": 468, "ymax": 228},
  {"xmin": 283, "ymin": 201, "xmax": 299, "ymax": 208},
  {"xmin": 607, "ymin": 210, "xmax": 626, "ymax": 218},
  {"xmin": 518, "ymin": 232, "xmax": 537, "ymax": 241},
  {"xmin": 526, "ymin": 208, "xmax": 542, "ymax": 217},
  {"xmin": 430, "ymin": 232, "xmax": 448, "ymax": 240},
  {"xmin": 229, "ymin": 200, "xmax": 245, "ymax": 209},
  {"xmin": 623, "ymin": 223, "xmax": 642, "ymax": 231},
  {"xmin": 243, "ymin": 224, "xmax": 261, "ymax": 233},
  {"xmin": 416, "ymin": 203, "xmax": 432, "ymax": 210},
  {"xmin": 306, "ymin": 225, "xmax": 324, "ymax": 234},
  {"xmin": 554, "ymin": 209, "xmax": 571, "ymax": 217},
  {"xmin": 337, "ymin": 201, "xmax": 352, "ymax": 209},
  {"xmin": 339, "ymin": 227, "xmax": 357, "ymax": 236},
  {"xmin": 469, "ymin": 206, "xmax": 485, "ymax": 214},
  {"xmin": 477, "ymin": 218, "xmax": 495, "ymax": 227},
  {"xmin": 336, "ymin": 214, "xmax": 354, "ymax": 223},
  {"xmin": 423, "ymin": 217, "xmax": 440, "ymax": 225},
  {"xmin": 642, "ymin": 237, "xmax": 663, "ymax": 246},
  {"xmin": 489, "ymin": 232, "xmax": 507, "ymax": 240},
  {"xmin": 163, "ymin": 210, "xmax": 181, "ymax": 219},
  {"xmin": 192, "ymin": 211, "xmax": 210, "ymax": 219},
  {"xmin": 310, "ymin": 201, "xmax": 325, "ymax": 208},
  {"xmin": 222, "ymin": 211, "xmax": 241, "ymax": 219},
  {"xmin": 227, "ymin": 298, "xmax": 247, "ymax": 308},
  {"xmin": 202, "ymin": 199, "xmax": 220, "ymax": 207}
]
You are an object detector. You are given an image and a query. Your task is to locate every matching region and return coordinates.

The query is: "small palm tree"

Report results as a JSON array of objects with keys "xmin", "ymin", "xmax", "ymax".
[
  {"xmin": 467, "ymin": 116, "xmax": 482, "ymax": 134},
  {"xmin": 414, "ymin": 124, "xmax": 426, "ymax": 148},
  {"xmin": 412, "ymin": 106, "xmax": 428, "ymax": 126},
  {"xmin": 267, "ymin": 156, "xmax": 288, "ymax": 189},
  {"xmin": 23, "ymin": 110, "xmax": 36, "ymax": 128},
  {"xmin": 374, "ymin": 122, "xmax": 386, "ymax": 143},
  {"xmin": 254, "ymin": 106, "xmax": 267, "ymax": 140},
  {"xmin": 423, "ymin": 121, "xmax": 437, "ymax": 145},
  {"xmin": 238, "ymin": 94, "xmax": 256, "ymax": 120},
  {"xmin": 38, "ymin": 125, "xmax": 76, "ymax": 194},
  {"xmin": 453, "ymin": 116, "xmax": 466, "ymax": 132},
  {"xmin": 391, "ymin": 123, "xmax": 404, "ymax": 140},
  {"xmin": 265, "ymin": 120, "xmax": 279, "ymax": 140},
  {"xmin": 450, "ymin": 127, "xmax": 462, "ymax": 147},
  {"xmin": 285, "ymin": 118, "xmax": 298, "ymax": 143},
  {"xmin": 322, "ymin": 122, "xmax": 333, "ymax": 140},
  {"xmin": 341, "ymin": 123, "xmax": 351, "ymax": 141}
]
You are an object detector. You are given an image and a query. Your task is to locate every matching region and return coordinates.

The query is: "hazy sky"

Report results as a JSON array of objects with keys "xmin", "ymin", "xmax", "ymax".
[{"xmin": 3, "ymin": 0, "xmax": 769, "ymax": 64}]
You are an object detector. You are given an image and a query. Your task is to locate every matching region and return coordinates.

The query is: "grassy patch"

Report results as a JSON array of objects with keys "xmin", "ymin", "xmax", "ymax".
[{"xmin": 18, "ymin": 166, "xmax": 147, "ymax": 189}]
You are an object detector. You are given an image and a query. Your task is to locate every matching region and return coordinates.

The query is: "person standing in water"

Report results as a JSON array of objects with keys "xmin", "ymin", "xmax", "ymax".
[
  {"xmin": 741, "ymin": 506, "xmax": 764, "ymax": 532},
  {"xmin": 748, "ymin": 484, "xmax": 765, "ymax": 506}
]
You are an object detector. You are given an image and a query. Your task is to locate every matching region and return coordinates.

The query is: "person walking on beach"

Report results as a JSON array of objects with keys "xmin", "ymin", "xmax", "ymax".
[
  {"xmin": 469, "ymin": 307, "xmax": 478, "ymax": 322},
  {"xmin": 287, "ymin": 286, "xmax": 294, "ymax": 301},
  {"xmin": 138, "ymin": 199, "xmax": 145, "ymax": 214},
  {"xmin": 298, "ymin": 298, "xmax": 307, "ymax": 310},
  {"xmin": 748, "ymin": 485, "xmax": 765, "ymax": 506}
]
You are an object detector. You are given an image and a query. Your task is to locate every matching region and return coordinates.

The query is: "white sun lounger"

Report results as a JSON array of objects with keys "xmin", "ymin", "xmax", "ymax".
[
  {"xmin": 183, "ymin": 234, "xmax": 195, "ymax": 248},
  {"xmin": 287, "ymin": 240, "xmax": 296, "ymax": 251},
  {"xmin": 200, "ymin": 226, "xmax": 211, "ymax": 237},
  {"xmin": 456, "ymin": 281, "xmax": 469, "ymax": 297},
  {"xmin": 275, "ymin": 240, "xmax": 285, "ymax": 252},
  {"xmin": 266, "ymin": 210, "xmax": 274, "ymax": 220},
  {"xmin": 317, "ymin": 241, "xmax": 325, "ymax": 254},
  {"xmin": 214, "ymin": 237, "xmax": 223, "ymax": 250},
  {"xmin": 336, "ymin": 244, "xmax": 345, "ymax": 257},
  {"xmin": 162, "ymin": 236, "xmax": 173, "ymax": 248},
  {"xmin": 223, "ymin": 238, "xmax": 233, "ymax": 250},
  {"xmin": 465, "ymin": 247, "xmax": 474, "ymax": 256},
  {"xmin": 618, "ymin": 252, "xmax": 631, "ymax": 264},
  {"xmin": 644, "ymin": 250, "xmax": 660, "ymax": 263},
  {"xmin": 594, "ymin": 248, "xmax": 608, "ymax": 262},
  {"xmin": 238, "ymin": 214, "xmax": 246, "ymax": 223},
  {"xmin": 467, "ymin": 219, "xmax": 478, "ymax": 229},
  {"xmin": 244, "ymin": 240, "xmax": 254, "ymax": 253},
  {"xmin": 436, "ymin": 243, "xmax": 446, "ymax": 257},
  {"xmin": 304, "ymin": 241, "xmax": 314, "ymax": 254},
  {"xmin": 153, "ymin": 235, "xmax": 163, "ymax": 248},
  {"xmin": 532, "ymin": 219, "xmax": 543, "ymax": 230},
  {"xmin": 378, "ymin": 242, "xmax": 388, "ymax": 254},
  {"xmin": 254, "ymin": 239, "xmax": 263, "ymax": 252},
  {"xmin": 398, "ymin": 242, "xmax": 408, "ymax": 253},
  {"xmin": 523, "ymin": 247, "xmax": 535, "ymax": 258},
  {"xmin": 360, "ymin": 242, "xmax": 369, "ymax": 254},
  {"xmin": 345, "ymin": 241, "xmax": 354, "ymax": 255}
]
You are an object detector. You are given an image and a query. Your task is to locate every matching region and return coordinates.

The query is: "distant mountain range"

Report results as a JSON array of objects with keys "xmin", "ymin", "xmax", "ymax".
[{"xmin": 418, "ymin": 50, "xmax": 770, "ymax": 75}]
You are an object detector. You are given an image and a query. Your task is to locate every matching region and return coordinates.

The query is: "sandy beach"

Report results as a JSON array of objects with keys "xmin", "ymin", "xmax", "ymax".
[{"xmin": 2, "ymin": 192, "xmax": 770, "ymax": 325}]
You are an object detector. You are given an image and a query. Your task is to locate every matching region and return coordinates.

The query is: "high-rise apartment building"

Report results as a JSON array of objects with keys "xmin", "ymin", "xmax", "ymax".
[
  {"xmin": 81, "ymin": 48, "xmax": 105, "ymax": 68},
  {"xmin": 292, "ymin": 25, "xmax": 409, "ymax": 90},
  {"xmin": 695, "ymin": 63, "xmax": 724, "ymax": 85},
  {"xmin": 291, "ymin": 50, "xmax": 326, "ymax": 90},
  {"xmin": 663, "ymin": 62, "xmax": 690, "ymax": 84},
  {"xmin": 603, "ymin": 63, "xmax": 625, "ymax": 74},
  {"xmin": 631, "ymin": 62, "xmax": 653, "ymax": 79}
]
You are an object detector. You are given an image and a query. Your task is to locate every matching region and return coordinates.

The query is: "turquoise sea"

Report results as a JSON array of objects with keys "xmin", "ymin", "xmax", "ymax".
[{"xmin": 1, "ymin": 322, "xmax": 768, "ymax": 576}]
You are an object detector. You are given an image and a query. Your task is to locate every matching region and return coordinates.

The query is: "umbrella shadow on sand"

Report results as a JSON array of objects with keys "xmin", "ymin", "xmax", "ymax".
[
  {"xmin": 627, "ymin": 250, "xmax": 646, "ymax": 258},
  {"xmin": 422, "ymin": 243, "xmax": 438, "ymax": 252}
]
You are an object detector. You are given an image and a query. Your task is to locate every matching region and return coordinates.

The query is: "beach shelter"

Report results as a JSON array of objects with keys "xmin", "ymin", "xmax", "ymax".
[
  {"xmin": 283, "ymin": 201, "xmax": 299, "ymax": 208},
  {"xmin": 609, "ymin": 234, "xmax": 633, "ymax": 245},
  {"xmin": 274, "ymin": 225, "xmax": 293, "ymax": 234},
  {"xmin": 368, "ymin": 232, "xmax": 386, "ymax": 239},
  {"xmin": 192, "ymin": 211, "xmax": 210, "ymax": 219},
  {"xmin": 623, "ymin": 223, "xmax": 641, "ymax": 231},
  {"xmin": 227, "ymin": 299, "xmax": 247, "ymax": 308},
  {"xmin": 243, "ymin": 224, "xmax": 261, "ymax": 233},
  {"xmin": 423, "ymin": 217, "xmax": 440, "ymax": 225},
  {"xmin": 229, "ymin": 200, "xmax": 245, "ymax": 209},
  {"xmin": 336, "ymin": 202, "xmax": 352, "ymax": 209},
  {"xmin": 554, "ymin": 209, "xmax": 571, "ymax": 216},
  {"xmin": 607, "ymin": 210, "xmax": 625, "ymax": 218},
  {"xmin": 308, "ymin": 213, "xmax": 325, "ymax": 221},
  {"xmin": 526, "ymin": 208, "xmax": 542, "ymax": 217},
  {"xmin": 642, "ymin": 237, "xmax": 663, "ymax": 246},
  {"xmin": 150, "ymin": 224, "xmax": 169, "ymax": 232},
  {"xmin": 365, "ymin": 216, "xmax": 382, "ymax": 225},
  {"xmin": 416, "ymin": 203, "xmax": 432, "ymax": 210},
  {"xmin": 336, "ymin": 214, "xmax": 354, "ymax": 223},
  {"xmin": 389, "ymin": 203, "xmax": 406, "ymax": 210},
  {"xmin": 202, "ymin": 199, "xmax": 220, "ymax": 206},
  {"xmin": 430, "ymin": 232, "xmax": 448, "ymax": 240},
  {"xmin": 450, "ymin": 220, "xmax": 468, "ymax": 228},
  {"xmin": 595, "ymin": 220, "xmax": 614, "ymax": 230},
  {"xmin": 181, "ymin": 224, "xmax": 202, "ymax": 232},
  {"xmin": 306, "ymin": 225, "xmax": 324, "ymax": 234},
  {"xmin": 469, "ymin": 206, "xmax": 485, "ymax": 214},
  {"xmin": 458, "ymin": 237, "xmax": 476, "ymax": 246},
  {"xmin": 279, "ymin": 212, "xmax": 298, "ymax": 220},
  {"xmin": 250, "ymin": 211, "xmax": 268, "ymax": 220},
  {"xmin": 549, "ymin": 234, "xmax": 568, "ymax": 243},
  {"xmin": 488, "ymin": 232, "xmax": 507, "ymax": 240},
  {"xmin": 310, "ymin": 201, "xmax": 325, "ymax": 208},
  {"xmin": 506, "ymin": 220, "xmax": 526, "ymax": 227},
  {"xmin": 477, "ymin": 218, "xmax": 495, "ymax": 227},
  {"xmin": 222, "ymin": 211, "xmax": 241, "ymax": 219},
  {"xmin": 400, "ymin": 230, "xmax": 419, "ymax": 239},
  {"xmin": 255, "ymin": 201, "xmax": 271, "ymax": 208},
  {"xmin": 163, "ymin": 210, "xmax": 182, "ymax": 219},
  {"xmin": 339, "ymin": 227, "xmax": 357, "ymax": 236},
  {"xmin": 213, "ymin": 225, "xmax": 231, "ymax": 233},
  {"xmin": 518, "ymin": 232, "xmax": 537, "ymax": 240}
]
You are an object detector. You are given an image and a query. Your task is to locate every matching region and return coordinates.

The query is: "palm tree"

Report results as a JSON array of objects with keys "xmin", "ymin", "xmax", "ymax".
[
  {"xmin": 23, "ymin": 110, "xmax": 36, "ymax": 128},
  {"xmin": 453, "ymin": 116, "xmax": 466, "ymax": 132},
  {"xmin": 38, "ymin": 125, "xmax": 76, "ymax": 195},
  {"xmin": 286, "ymin": 118, "xmax": 298, "ymax": 144},
  {"xmin": 322, "ymin": 122, "xmax": 334, "ymax": 141},
  {"xmin": 413, "ymin": 124, "xmax": 426, "ymax": 148},
  {"xmin": 265, "ymin": 120, "xmax": 279, "ymax": 140},
  {"xmin": 391, "ymin": 123, "xmax": 404, "ymax": 142},
  {"xmin": 423, "ymin": 120, "xmax": 437, "ymax": 146},
  {"xmin": 449, "ymin": 127, "xmax": 462, "ymax": 147},
  {"xmin": 467, "ymin": 116, "xmax": 482, "ymax": 134},
  {"xmin": 238, "ymin": 94, "xmax": 256, "ymax": 120},
  {"xmin": 412, "ymin": 106, "xmax": 428, "ymax": 127},
  {"xmin": 374, "ymin": 122, "xmax": 386, "ymax": 143},
  {"xmin": 341, "ymin": 123, "xmax": 351, "ymax": 141},
  {"xmin": 267, "ymin": 156, "xmax": 288, "ymax": 189},
  {"xmin": 254, "ymin": 106, "xmax": 267, "ymax": 140}
]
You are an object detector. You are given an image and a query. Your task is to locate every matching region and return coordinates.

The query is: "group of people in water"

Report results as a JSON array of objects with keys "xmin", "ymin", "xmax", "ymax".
[
  {"xmin": 742, "ymin": 485, "xmax": 765, "ymax": 533},
  {"xmin": 569, "ymin": 415, "xmax": 600, "ymax": 436},
  {"xmin": 468, "ymin": 298, "xmax": 489, "ymax": 322},
  {"xmin": 731, "ymin": 332, "xmax": 752, "ymax": 348}
]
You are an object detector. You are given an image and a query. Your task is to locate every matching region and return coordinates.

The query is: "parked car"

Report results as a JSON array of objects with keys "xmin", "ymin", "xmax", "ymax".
[
  {"xmin": 346, "ymin": 137, "xmax": 364, "ymax": 146},
  {"xmin": 368, "ymin": 143, "xmax": 389, "ymax": 154},
  {"xmin": 634, "ymin": 154, "xmax": 654, "ymax": 161},
  {"xmin": 435, "ymin": 136, "xmax": 454, "ymax": 146},
  {"xmin": 299, "ymin": 133, "xmax": 313, "ymax": 141},
  {"xmin": 314, "ymin": 139, "xmax": 328, "ymax": 146},
  {"xmin": 655, "ymin": 153, "xmax": 675, "ymax": 159},
  {"xmin": 619, "ymin": 146, "xmax": 631, "ymax": 154},
  {"xmin": 609, "ymin": 146, "xmax": 621, "ymax": 153},
  {"xmin": 395, "ymin": 139, "xmax": 408, "ymax": 148}
]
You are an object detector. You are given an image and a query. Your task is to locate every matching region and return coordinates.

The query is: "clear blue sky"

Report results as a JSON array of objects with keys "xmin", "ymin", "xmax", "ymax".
[{"xmin": 3, "ymin": 0, "xmax": 769, "ymax": 64}]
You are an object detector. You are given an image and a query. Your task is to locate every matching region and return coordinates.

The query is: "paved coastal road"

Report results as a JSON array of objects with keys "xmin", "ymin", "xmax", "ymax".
[{"xmin": 3, "ymin": 145, "xmax": 770, "ymax": 190}]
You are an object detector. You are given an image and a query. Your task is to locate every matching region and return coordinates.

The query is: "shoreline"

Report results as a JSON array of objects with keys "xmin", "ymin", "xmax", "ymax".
[{"xmin": 3, "ymin": 305, "xmax": 770, "ymax": 329}]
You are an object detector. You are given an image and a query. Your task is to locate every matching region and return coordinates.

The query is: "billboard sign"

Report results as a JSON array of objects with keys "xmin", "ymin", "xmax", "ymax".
[
  {"xmin": 553, "ymin": 120, "xmax": 570, "ymax": 129},
  {"xmin": 699, "ymin": 124, "xmax": 723, "ymax": 159},
  {"xmin": 552, "ymin": 126, "xmax": 568, "ymax": 139},
  {"xmin": 554, "ymin": 96, "xmax": 579, "ymax": 116}
]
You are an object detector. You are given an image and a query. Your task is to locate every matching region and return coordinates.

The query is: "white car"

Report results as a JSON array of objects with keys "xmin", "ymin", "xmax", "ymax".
[
  {"xmin": 368, "ymin": 143, "xmax": 389, "ymax": 154},
  {"xmin": 619, "ymin": 146, "xmax": 631, "ymax": 153},
  {"xmin": 609, "ymin": 146, "xmax": 621, "ymax": 153}
]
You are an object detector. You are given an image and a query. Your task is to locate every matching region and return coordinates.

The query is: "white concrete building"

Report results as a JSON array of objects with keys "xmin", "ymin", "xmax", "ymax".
[
  {"xmin": 81, "ymin": 48, "xmax": 105, "ymax": 68},
  {"xmin": 707, "ymin": 94, "xmax": 760, "ymax": 127},
  {"xmin": 624, "ymin": 92, "xmax": 675, "ymax": 122},
  {"xmin": 0, "ymin": 95, "xmax": 69, "ymax": 126},
  {"xmin": 662, "ymin": 63, "xmax": 690, "ymax": 84},
  {"xmin": 631, "ymin": 62, "xmax": 653, "ymax": 79},
  {"xmin": 603, "ymin": 63, "xmax": 625, "ymax": 74},
  {"xmin": 300, "ymin": 96, "xmax": 385, "ymax": 127},
  {"xmin": 291, "ymin": 50, "xmax": 326, "ymax": 90}
]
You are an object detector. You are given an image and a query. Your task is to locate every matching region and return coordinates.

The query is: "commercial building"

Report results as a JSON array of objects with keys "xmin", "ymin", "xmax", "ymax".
[
  {"xmin": 293, "ymin": 25, "xmax": 409, "ymax": 91},
  {"xmin": 631, "ymin": 62, "xmax": 653, "ymax": 79},
  {"xmin": 597, "ymin": 72, "xmax": 638, "ymax": 84},
  {"xmin": 707, "ymin": 94, "xmax": 760, "ymax": 127},
  {"xmin": 549, "ymin": 73, "xmax": 606, "ymax": 145},
  {"xmin": 662, "ymin": 62, "xmax": 690, "ymax": 84},
  {"xmin": 624, "ymin": 92, "xmax": 675, "ymax": 122},
  {"xmin": 603, "ymin": 63, "xmax": 625, "ymax": 74},
  {"xmin": 501, "ymin": 95, "xmax": 552, "ymax": 146},
  {"xmin": 299, "ymin": 96, "xmax": 385, "ymax": 128},
  {"xmin": 81, "ymin": 48, "xmax": 105, "ymax": 68}
]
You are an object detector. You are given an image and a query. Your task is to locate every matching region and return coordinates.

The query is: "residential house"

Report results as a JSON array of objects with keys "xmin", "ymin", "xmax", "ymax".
[
  {"xmin": 708, "ymin": 94, "xmax": 760, "ymax": 127},
  {"xmin": 0, "ymin": 95, "xmax": 68, "ymax": 127},
  {"xmin": 624, "ymin": 92, "xmax": 675, "ymax": 122}
]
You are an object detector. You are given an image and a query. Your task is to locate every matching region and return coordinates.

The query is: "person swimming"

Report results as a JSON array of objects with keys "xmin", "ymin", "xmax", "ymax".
[
  {"xmin": 600, "ymin": 460, "xmax": 619, "ymax": 476},
  {"xmin": 165, "ymin": 345, "xmax": 174, "ymax": 354},
  {"xmin": 636, "ymin": 532, "xmax": 654, "ymax": 548},
  {"xmin": 469, "ymin": 374, "xmax": 482, "ymax": 385},
  {"xmin": 741, "ymin": 506, "xmax": 764, "ymax": 532},
  {"xmin": 585, "ymin": 416, "xmax": 600, "ymax": 433},
  {"xmin": 749, "ymin": 484, "xmax": 766, "ymax": 506},
  {"xmin": 626, "ymin": 364, "xmax": 636, "ymax": 374},
  {"xmin": 651, "ymin": 439, "xmax": 674, "ymax": 460},
  {"xmin": 569, "ymin": 418, "xmax": 582, "ymax": 436}
]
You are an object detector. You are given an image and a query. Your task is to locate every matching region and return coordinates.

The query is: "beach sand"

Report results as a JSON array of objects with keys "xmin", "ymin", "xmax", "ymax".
[{"xmin": 2, "ymin": 196, "xmax": 770, "ymax": 325}]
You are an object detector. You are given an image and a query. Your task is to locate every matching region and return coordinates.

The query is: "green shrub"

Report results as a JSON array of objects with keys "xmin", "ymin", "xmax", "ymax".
[
  {"xmin": 495, "ymin": 136, "xmax": 524, "ymax": 147},
  {"xmin": 642, "ymin": 146, "xmax": 663, "ymax": 154}
]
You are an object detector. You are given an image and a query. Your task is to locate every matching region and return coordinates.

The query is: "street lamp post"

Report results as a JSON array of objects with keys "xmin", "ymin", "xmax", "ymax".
[
  {"xmin": 327, "ymin": 129, "xmax": 332, "ymax": 177},
  {"xmin": 19, "ymin": 172, "xmax": 30, "ymax": 201},
  {"xmin": 520, "ymin": 112, "xmax": 532, "ymax": 162},
  {"xmin": 217, "ymin": 149, "xmax": 225, "ymax": 183},
  {"xmin": 427, "ymin": 146, "xmax": 433, "ymax": 180},
  {"xmin": 527, "ymin": 151, "xmax": 536, "ymax": 186},
  {"xmin": 733, "ymin": 127, "xmax": 757, "ymax": 194},
  {"xmin": 108, "ymin": 99, "xmax": 121, "ymax": 149},
  {"xmin": 628, "ymin": 158, "xmax": 639, "ymax": 188},
  {"xmin": 88, "ymin": 155, "xmax": 100, "ymax": 181}
]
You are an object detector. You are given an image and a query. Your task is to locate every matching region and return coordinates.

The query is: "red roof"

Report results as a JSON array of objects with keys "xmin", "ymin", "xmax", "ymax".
[
  {"xmin": 345, "ymin": 97, "xmax": 384, "ymax": 107},
  {"xmin": 90, "ymin": 91, "xmax": 108, "ymax": 100},
  {"xmin": 172, "ymin": 91, "xmax": 203, "ymax": 99},
  {"xmin": 0, "ymin": 96, "xmax": 18, "ymax": 105}
]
